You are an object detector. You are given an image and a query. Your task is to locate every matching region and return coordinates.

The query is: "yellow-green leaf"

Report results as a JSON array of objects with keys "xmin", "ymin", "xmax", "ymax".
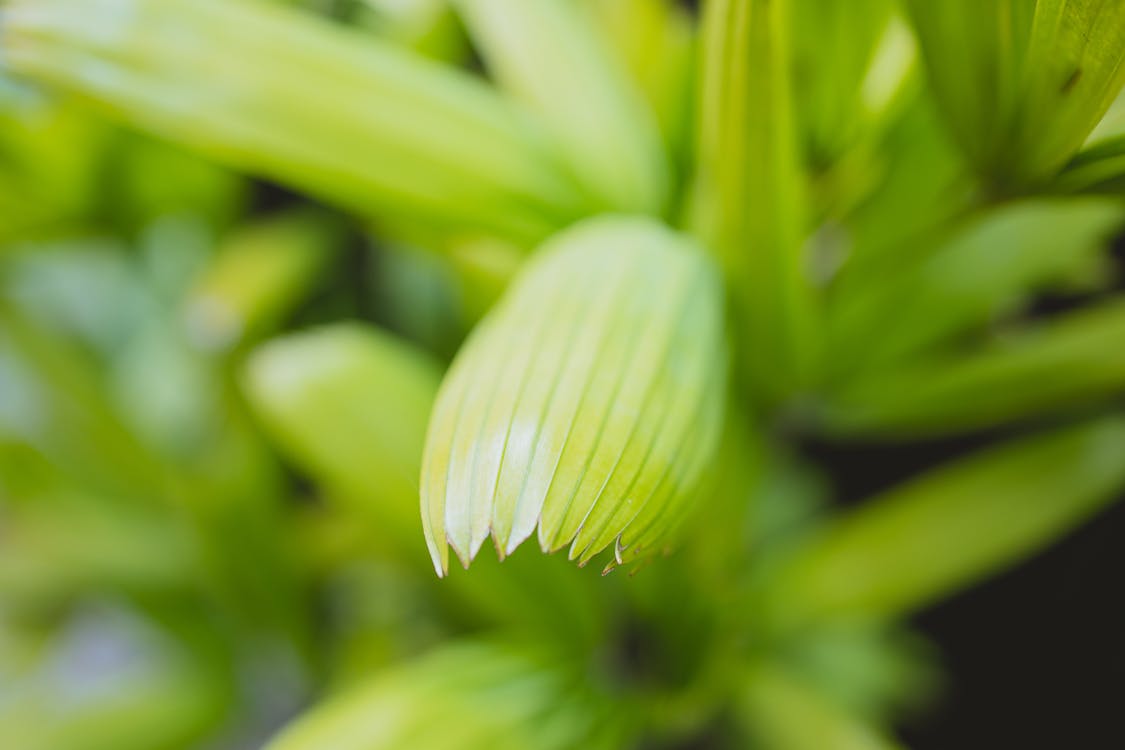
[
  {"xmin": 243, "ymin": 324, "xmax": 442, "ymax": 546},
  {"xmin": 692, "ymin": 0, "xmax": 815, "ymax": 401},
  {"xmin": 185, "ymin": 210, "xmax": 341, "ymax": 352},
  {"xmin": 763, "ymin": 415, "xmax": 1125, "ymax": 627},
  {"xmin": 421, "ymin": 216, "xmax": 727, "ymax": 575},
  {"xmin": 266, "ymin": 640, "xmax": 629, "ymax": 750},
  {"xmin": 905, "ymin": 0, "xmax": 1125, "ymax": 189},
  {"xmin": 825, "ymin": 296, "xmax": 1125, "ymax": 437},
  {"xmin": 1, "ymin": 0, "xmax": 591, "ymax": 243},
  {"xmin": 454, "ymin": 0, "xmax": 671, "ymax": 215}
]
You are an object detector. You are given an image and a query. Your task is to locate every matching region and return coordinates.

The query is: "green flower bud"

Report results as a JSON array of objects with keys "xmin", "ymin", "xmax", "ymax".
[{"xmin": 421, "ymin": 216, "xmax": 727, "ymax": 576}]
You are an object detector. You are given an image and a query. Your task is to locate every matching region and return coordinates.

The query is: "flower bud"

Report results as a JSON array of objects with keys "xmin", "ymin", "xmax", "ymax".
[{"xmin": 421, "ymin": 216, "xmax": 726, "ymax": 575}]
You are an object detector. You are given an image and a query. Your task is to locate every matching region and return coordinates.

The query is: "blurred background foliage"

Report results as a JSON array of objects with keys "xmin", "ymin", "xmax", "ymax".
[{"xmin": 0, "ymin": 0, "xmax": 1123, "ymax": 748}]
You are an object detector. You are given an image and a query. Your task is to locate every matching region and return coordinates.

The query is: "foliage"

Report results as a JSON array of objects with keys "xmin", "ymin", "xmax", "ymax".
[{"xmin": 1, "ymin": 0, "xmax": 1124, "ymax": 747}]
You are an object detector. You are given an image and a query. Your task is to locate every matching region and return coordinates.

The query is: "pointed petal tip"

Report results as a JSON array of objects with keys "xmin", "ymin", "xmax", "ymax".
[{"xmin": 447, "ymin": 538, "xmax": 474, "ymax": 571}]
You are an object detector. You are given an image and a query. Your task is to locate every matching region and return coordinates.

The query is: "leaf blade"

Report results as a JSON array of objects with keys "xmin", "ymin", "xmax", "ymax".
[
  {"xmin": 764, "ymin": 415, "xmax": 1125, "ymax": 627},
  {"xmin": 2, "ymin": 0, "xmax": 591, "ymax": 243}
]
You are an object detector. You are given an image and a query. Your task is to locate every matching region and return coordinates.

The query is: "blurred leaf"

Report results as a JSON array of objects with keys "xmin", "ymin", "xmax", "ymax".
[
  {"xmin": 905, "ymin": 0, "xmax": 1125, "ymax": 189},
  {"xmin": 780, "ymin": 622, "xmax": 940, "ymax": 725},
  {"xmin": 829, "ymin": 93, "xmax": 974, "ymax": 277},
  {"xmin": 0, "ymin": 603, "xmax": 231, "ymax": 750},
  {"xmin": 582, "ymin": 0, "xmax": 697, "ymax": 171},
  {"xmin": 185, "ymin": 210, "xmax": 342, "ymax": 353},
  {"xmin": 740, "ymin": 662, "xmax": 903, "ymax": 750},
  {"xmin": 2, "ymin": 243, "xmax": 309, "ymax": 648},
  {"xmin": 0, "ymin": 497, "xmax": 198, "ymax": 604},
  {"xmin": 1084, "ymin": 86, "xmax": 1125, "ymax": 144},
  {"xmin": 830, "ymin": 197, "xmax": 1124, "ymax": 373},
  {"xmin": 358, "ymin": 0, "xmax": 469, "ymax": 62},
  {"xmin": 1051, "ymin": 133, "xmax": 1125, "ymax": 194},
  {"xmin": 792, "ymin": 0, "xmax": 899, "ymax": 167},
  {"xmin": 455, "ymin": 0, "xmax": 670, "ymax": 215},
  {"xmin": 369, "ymin": 240, "xmax": 466, "ymax": 358},
  {"xmin": 266, "ymin": 640, "xmax": 631, "ymax": 750},
  {"xmin": 825, "ymin": 296, "xmax": 1125, "ymax": 436},
  {"xmin": 244, "ymin": 323, "xmax": 441, "ymax": 547},
  {"xmin": 105, "ymin": 133, "xmax": 247, "ymax": 234},
  {"xmin": 799, "ymin": 13, "xmax": 921, "ymax": 228},
  {"xmin": 2, "ymin": 0, "xmax": 592, "ymax": 243},
  {"xmin": 421, "ymin": 216, "xmax": 726, "ymax": 574},
  {"xmin": 244, "ymin": 323, "xmax": 609, "ymax": 645},
  {"xmin": 0, "ymin": 84, "xmax": 107, "ymax": 243},
  {"xmin": 692, "ymin": 0, "xmax": 815, "ymax": 401},
  {"xmin": 0, "ymin": 297, "xmax": 172, "ymax": 501},
  {"xmin": 443, "ymin": 235, "xmax": 523, "ymax": 324},
  {"xmin": 763, "ymin": 415, "xmax": 1125, "ymax": 627}
]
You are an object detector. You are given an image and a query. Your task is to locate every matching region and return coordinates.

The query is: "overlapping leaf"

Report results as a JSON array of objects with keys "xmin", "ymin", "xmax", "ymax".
[
  {"xmin": 826, "ymin": 297, "xmax": 1125, "ymax": 436},
  {"xmin": 421, "ymin": 216, "xmax": 727, "ymax": 575},
  {"xmin": 455, "ymin": 0, "xmax": 670, "ymax": 215},
  {"xmin": 763, "ymin": 416, "xmax": 1125, "ymax": 627},
  {"xmin": 693, "ymin": 0, "xmax": 815, "ymax": 400},
  {"xmin": 1, "ymin": 0, "xmax": 593, "ymax": 243},
  {"xmin": 905, "ymin": 0, "xmax": 1125, "ymax": 189},
  {"xmin": 830, "ymin": 197, "xmax": 1125, "ymax": 373},
  {"xmin": 266, "ymin": 640, "xmax": 629, "ymax": 750}
]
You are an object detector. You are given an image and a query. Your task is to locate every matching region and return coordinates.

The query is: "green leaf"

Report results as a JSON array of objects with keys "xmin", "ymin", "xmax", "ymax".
[
  {"xmin": 1, "ymin": 0, "xmax": 592, "ymax": 243},
  {"xmin": 184, "ymin": 210, "xmax": 341, "ymax": 352},
  {"xmin": 905, "ymin": 0, "xmax": 1125, "ymax": 189},
  {"xmin": 740, "ymin": 663, "xmax": 903, "ymax": 750},
  {"xmin": 692, "ymin": 0, "xmax": 815, "ymax": 400},
  {"xmin": 829, "ymin": 197, "xmax": 1124, "ymax": 373},
  {"xmin": 581, "ymin": 0, "xmax": 697, "ymax": 169},
  {"xmin": 265, "ymin": 640, "xmax": 630, "ymax": 750},
  {"xmin": 782, "ymin": 622, "xmax": 939, "ymax": 726},
  {"xmin": 243, "ymin": 324, "xmax": 441, "ymax": 548},
  {"xmin": 242, "ymin": 323, "xmax": 610, "ymax": 645},
  {"xmin": 0, "ymin": 612, "xmax": 228, "ymax": 750},
  {"xmin": 763, "ymin": 415, "xmax": 1125, "ymax": 627},
  {"xmin": 421, "ymin": 216, "xmax": 727, "ymax": 575},
  {"xmin": 454, "ymin": 0, "xmax": 671, "ymax": 215},
  {"xmin": 792, "ymin": 0, "xmax": 900, "ymax": 166},
  {"xmin": 1052, "ymin": 134, "xmax": 1125, "ymax": 194},
  {"xmin": 825, "ymin": 296, "xmax": 1125, "ymax": 436},
  {"xmin": 828, "ymin": 93, "xmax": 974, "ymax": 277},
  {"xmin": 0, "ymin": 86, "xmax": 108, "ymax": 244}
]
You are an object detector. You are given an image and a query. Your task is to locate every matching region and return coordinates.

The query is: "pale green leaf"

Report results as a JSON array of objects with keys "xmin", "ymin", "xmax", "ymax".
[
  {"xmin": 825, "ymin": 296, "xmax": 1125, "ymax": 436},
  {"xmin": 692, "ymin": 0, "xmax": 816, "ymax": 400},
  {"xmin": 266, "ymin": 640, "xmax": 630, "ymax": 750},
  {"xmin": 421, "ymin": 216, "xmax": 727, "ymax": 575},
  {"xmin": 184, "ymin": 210, "xmax": 341, "ymax": 352},
  {"xmin": 1, "ymin": 0, "xmax": 592, "ymax": 243},
  {"xmin": 830, "ymin": 197, "xmax": 1124, "ymax": 373},
  {"xmin": 581, "ymin": 0, "xmax": 697, "ymax": 167},
  {"xmin": 455, "ymin": 0, "xmax": 671, "ymax": 215},
  {"xmin": 243, "ymin": 324, "xmax": 442, "ymax": 546},
  {"xmin": 763, "ymin": 415, "xmax": 1125, "ymax": 627}
]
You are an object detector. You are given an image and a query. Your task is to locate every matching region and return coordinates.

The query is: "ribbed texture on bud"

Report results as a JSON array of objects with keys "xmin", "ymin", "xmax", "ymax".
[{"xmin": 421, "ymin": 216, "xmax": 726, "ymax": 576}]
